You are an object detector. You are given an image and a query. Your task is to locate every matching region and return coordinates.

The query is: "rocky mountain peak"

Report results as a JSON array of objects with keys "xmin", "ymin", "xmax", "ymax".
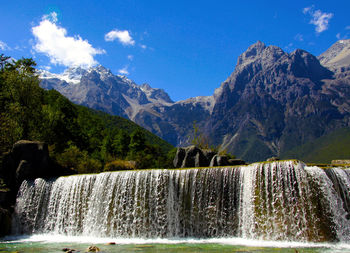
[
  {"xmin": 318, "ymin": 39, "xmax": 350, "ymax": 71},
  {"xmin": 237, "ymin": 41, "xmax": 266, "ymax": 66},
  {"xmin": 289, "ymin": 48, "xmax": 333, "ymax": 81}
]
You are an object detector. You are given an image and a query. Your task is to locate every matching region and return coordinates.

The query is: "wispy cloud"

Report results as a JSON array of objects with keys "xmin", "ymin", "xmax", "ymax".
[
  {"xmin": 303, "ymin": 6, "xmax": 333, "ymax": 34},
  {"xmin": 0, "ymin": 40, "xmax": 11, "ymax": 50},
  {"xmin": 127, "ymin": 55, "xmax": 133, "ymax": 61},
  {"xmin": 140, "ymin": 44, "xmax": 147, "ymax": 49},
  {"xmin": 346, "ymin": 26, "xmax": 350, "ymax": 30},
  {"xmin": 294, "ymin": 34, "xmax": 304, "ymax": 42},
  {"xmin": 105, "ymin": 29, "xmax": 135, "ymax": 46},
  {"xmin": 32, "ymin": 12, "xmax": 105, "ymax": 68},
  {"xmin": 118, "ymin": 65, "xmax": 129, "ymax": 75}
]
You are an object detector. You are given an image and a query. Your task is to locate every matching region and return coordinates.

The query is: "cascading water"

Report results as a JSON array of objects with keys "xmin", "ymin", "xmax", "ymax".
[{"xmin": 12, "ymin": 161, "xmax": 350, "ymax": 243}]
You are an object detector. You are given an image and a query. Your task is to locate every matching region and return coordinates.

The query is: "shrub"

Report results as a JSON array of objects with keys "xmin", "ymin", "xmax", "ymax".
[{"xmin": 104, "ymin": 159, "xmax": 136, "ymax": 171}]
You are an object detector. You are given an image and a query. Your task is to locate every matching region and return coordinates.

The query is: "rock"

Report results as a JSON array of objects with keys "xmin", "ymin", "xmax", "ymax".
[
  {"xmin": 173, "ymin": 148, "xmax": 186, "ymax": 168},
  {"xmin": 0, "ymin": 140, "xmax": 75, "ymax": 237},
  {"xmin": 62, "ymin": 248, "xmax": 76, "ymax": 253},
  {"xmin": 1, "ymin": 140, "xmax": 75, "ymax": 190},
  {"xmin": 106, "ymin": 242, "xmax": 116, "ymax": 245},
  {"xmin": 181, "ymin": 146, "xmax": 209, "ymax": 168},
  {"xmin": 12, "ymin": 140, "xmax": 50, "ymax": 176},
  {"xmin": 210, "ymin": 155, "xmax": 229, "ymax": 167},
  {"xmin": 202, "ymin": 149, "xmax": 216, "ymax": 163},
  {"xmin": 0, "ymin": 189, "xmax": 11, "ymax": 209},
  {"xmin": 0, "ymin": 207, "xmax": 11, "ymax": 237},
  {"xmin": 228, "ymin": 159, "xmax": 246, "ymax": 165},
  {"xmin": 267, "ymin": 157, "xmax": 280, "ymax": 162},
  {"xmin": 86, "ymin": 245, "xmax": 100, "ymax": 252}
]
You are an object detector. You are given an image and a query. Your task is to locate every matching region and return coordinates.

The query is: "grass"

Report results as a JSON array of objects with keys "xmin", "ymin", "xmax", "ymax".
[{"xmin": 281, "ymin": 127, "xmax": 350, "ymax": 163}]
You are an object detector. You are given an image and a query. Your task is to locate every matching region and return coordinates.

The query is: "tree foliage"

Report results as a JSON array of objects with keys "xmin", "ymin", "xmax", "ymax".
[{"xmin": 0, "ymin": 55, "xmax": 175, "ymax": 173}]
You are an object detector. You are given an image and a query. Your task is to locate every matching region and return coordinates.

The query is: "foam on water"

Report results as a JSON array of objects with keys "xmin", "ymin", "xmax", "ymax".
[{"xmin": 2, "ymin": 234, "xmax": 350, "ymax": 251}]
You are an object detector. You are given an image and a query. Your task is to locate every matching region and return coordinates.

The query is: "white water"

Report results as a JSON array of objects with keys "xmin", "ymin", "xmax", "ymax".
[
  {"xmin": 12, "ymin": 161, "xmax": 350, "ymax": 243},
  {"xmin": 3, "ymin": 234, "xmax": 350, "ymax": 252}
]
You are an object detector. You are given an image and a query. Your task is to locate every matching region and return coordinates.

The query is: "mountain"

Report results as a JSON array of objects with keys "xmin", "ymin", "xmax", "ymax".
[
  {"xmin": 207, "ymin": 40, "xmax": 350, "ymax": 161},
  {"xmin": 39, "ymin": 66, "xmax": 212, "ymax": 146},
  {"xmin": 39, "ymin": 39, "xmax": 350, "ymax": 162},
  {"xmin": 318, "ymin": 39, "xmax": 350, "ymax": 72}
]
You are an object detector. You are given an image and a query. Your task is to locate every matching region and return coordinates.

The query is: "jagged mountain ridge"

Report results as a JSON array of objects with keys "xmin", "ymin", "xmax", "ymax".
[
  {"xmin": 208, "ymin": 40, "xmax": 350, "ymax": 161},
  {"xmin": 39, "ymin": 39, "xmax": 350, "ymax": 162},
  {"xmin": 39, "ymin": 65, "xmax": 213, "ymax": 146}
]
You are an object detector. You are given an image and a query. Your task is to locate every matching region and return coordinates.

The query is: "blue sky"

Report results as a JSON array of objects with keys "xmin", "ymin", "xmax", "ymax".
[{"xmin": 1, "ymin": 0, "xmax": 349, "ymax": 101}]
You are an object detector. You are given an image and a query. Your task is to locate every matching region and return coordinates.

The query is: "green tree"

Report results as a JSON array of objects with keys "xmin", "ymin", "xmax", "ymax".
[
  {"xmin": 128, "ymin": 130, "xmax": 146, "ymax": 158},
  {"xmin": 0, "ymin": 56, "xmax": 43, "ymax": 152},
  {"xmin": 112, "ymin": 130, "xmax": 130, "ymax": 158}
]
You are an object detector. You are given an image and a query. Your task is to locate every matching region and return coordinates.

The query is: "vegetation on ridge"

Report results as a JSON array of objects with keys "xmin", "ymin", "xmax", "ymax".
[{"xmin": 0, "ymin": 54, "xmax": 175, "ymax": 174}]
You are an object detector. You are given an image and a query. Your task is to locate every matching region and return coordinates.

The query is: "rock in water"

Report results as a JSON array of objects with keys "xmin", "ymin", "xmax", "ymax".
[{"xmin": 86, "ymin": 245, "xmax": 100, "ymax": 252}]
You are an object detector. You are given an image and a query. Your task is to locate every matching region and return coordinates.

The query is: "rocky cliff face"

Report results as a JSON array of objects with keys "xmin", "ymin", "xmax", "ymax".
[
  {"xmin": 208, "ymin": 40, "xmax": 350, "ymax": 161},
  {"xmin": 39, "ymin": 40, "xmax": 350, "ymax": 162}
]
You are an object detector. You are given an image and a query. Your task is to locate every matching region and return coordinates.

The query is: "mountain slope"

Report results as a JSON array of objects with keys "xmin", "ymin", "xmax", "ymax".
[
  {"xmin": 39, "ymin": 39, "xmax": 350, "ymax": 162},
  {"xmin": 207, "ymin": 40, "xmax": 350, "ymax": 161},
  {"xmin": 39, "ymin": 66, "xmax": 213, "ymax": 146},
  {"xmin": 318, "ymin": 39, "xmax": 350, "ymax": 71}
]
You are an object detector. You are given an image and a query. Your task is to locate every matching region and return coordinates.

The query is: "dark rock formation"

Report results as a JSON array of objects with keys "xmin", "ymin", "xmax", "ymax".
[
  {"xmin": 181, "ymin": 146, "xmax": 207, "ymax": 168},
  {"xmin": 209, "ymin": 155, "xmax": 229, "ymax": 167},
  {"xmin": 0, "ymin": 207, "xmax": 11, "ymax": 237},
  {"xmin": 173, "ymin": 148, "xmax": 186, "ymax": 168},
  {"xmin": 173, "ymin": 146, "xmax": 246, "ymax": 168},
  {"xmin": 0, "ymin": 140, "xmax": 75, "ymax": 236},
  {"xmin": 0, "ymin": 140, "xmax": 66, "ymax": 191}
]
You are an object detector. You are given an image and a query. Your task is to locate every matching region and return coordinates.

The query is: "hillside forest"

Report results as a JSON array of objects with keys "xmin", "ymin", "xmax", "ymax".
[{"xmin": 0, "ymin": 55, "xmax": 176, "ymax": 174}]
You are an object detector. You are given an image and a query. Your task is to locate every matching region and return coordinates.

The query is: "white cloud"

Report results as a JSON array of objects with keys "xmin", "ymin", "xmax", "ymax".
[
  {"xmin": 294, "ymin": 34, "xmax": 304, "ymax": 42},
  {"xmin": 303, "ymin": 6, "xmax": 333, "ymax": 34},
  {"xmin": 32, "ymin": 12, "xmax": 105, "ymax": 68},
  {"xmin": 336, "ymin": 33, "xmax": 341, "ymax": 39},
  {"xmin": 0, "ymin": 40, "xmax": 10, "ymax": 50},
  {"xmin": 105, "ymin": 29, "xmax": 135, "ymax": 46},
  {"xmin": 302, "ymin": 6, "xmax": 312, "ymax": 14},
  {"xmin": 118, "ymin": 65, "xmax": 129, "ymax": 75},
  {"xmin": 140, "ymin": 44, "xmax": 147, "ymax": 49},
  {"xmin": 127, "ymin": 55, "xmax": 133, "ymax": 60},
  {"xmin": 43, "ymin": 12, "xmax": 58, "ymax": 23}
]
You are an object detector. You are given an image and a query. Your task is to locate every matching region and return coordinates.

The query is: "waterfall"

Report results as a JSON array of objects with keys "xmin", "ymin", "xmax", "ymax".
[{"xmin": 12, "ymin": 161, "xmax": 350, "ymax": 242}]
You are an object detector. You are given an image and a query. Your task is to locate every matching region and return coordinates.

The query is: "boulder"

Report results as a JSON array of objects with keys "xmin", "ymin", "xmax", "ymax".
[
  {"xmin": 182, "ymin": 146, "xmax": 210, "ymax": 168},
  {"xmin": 1, "ymin": 140, "xmax": 74, "ymax": 190},
  {"xmin": 210, "ymin": 155, "xmax": 229, "ymax": 167},
  {"xmin": 202, "ymin": 149, "xmax": 216, "ymax": 163},
  {"xmin": 86, "ymin": 246, "xmax": 100, "ymax": 252},
  {"xmin": 3, "ymin": 140, "xmax": 51, "ymax": 186},
  {"xmin": 173, "ymin": 148, "xmax": 186, "ymax": 168},
  {"xmin": 182, "ymin": 146, "xmax": 201, "ymax": 168},
  {"xmin": 0, "ymin": 207, "xmax": 11, "ymax": 237}
]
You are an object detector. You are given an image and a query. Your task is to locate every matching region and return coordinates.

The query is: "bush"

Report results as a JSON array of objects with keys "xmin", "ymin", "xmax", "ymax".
[
  {"xmin": 55, "ymin": 143, "xmax": 102, "ymax": 174},
  {"xmin": 104, "ymin": 159, "xmax": 137, "ymax": 171}
]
